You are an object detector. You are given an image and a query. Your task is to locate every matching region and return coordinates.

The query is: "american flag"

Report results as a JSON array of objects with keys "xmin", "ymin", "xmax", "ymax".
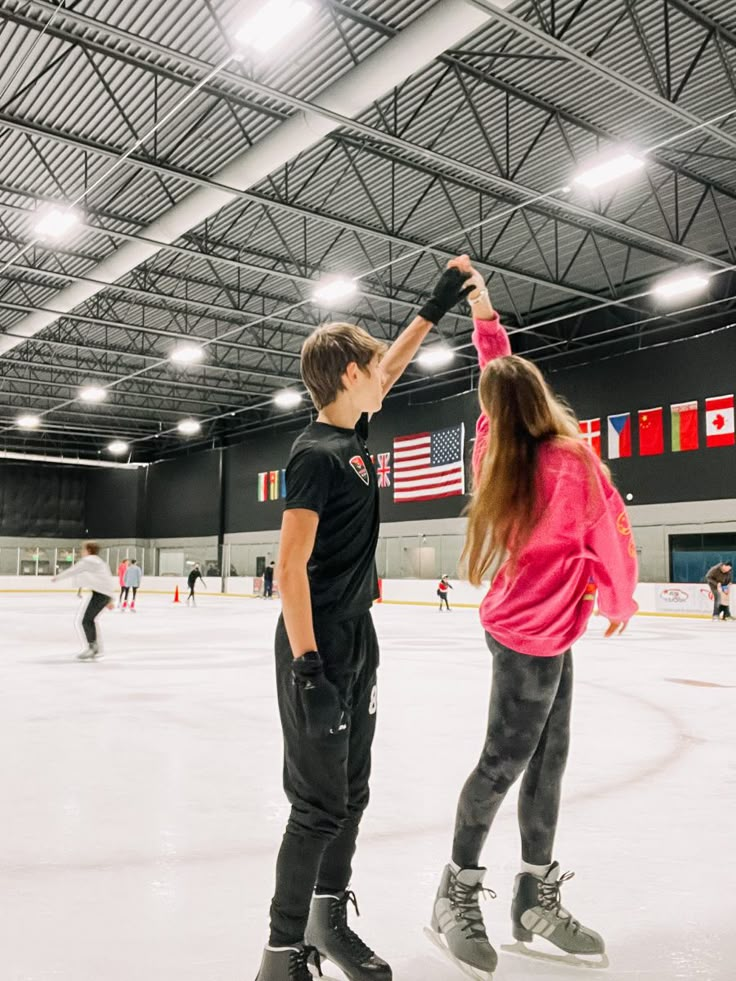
[
  {"xmin": 376, "ymin": 452, "xmax": 391, "ymax": 488},
  {"xmin": 393, "ymin": 425, "xmax": 465, "ymax": 503}
]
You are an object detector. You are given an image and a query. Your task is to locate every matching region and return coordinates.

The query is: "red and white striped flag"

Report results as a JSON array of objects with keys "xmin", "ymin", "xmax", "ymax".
[
  {"xmin": 393, "ymin": 425, "xmax": 465, "ymax": 503},
  {"xmin": 706, "ymin": 395, "xmax": 735, "ymax": 448},
  {"xmin": 579, "ymin": 418, "xmax": 601, "ymax": 457}
]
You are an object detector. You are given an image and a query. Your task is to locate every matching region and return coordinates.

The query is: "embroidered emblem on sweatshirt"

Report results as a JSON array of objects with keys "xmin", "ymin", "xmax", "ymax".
[
  {"xmin": 349, "ymin": 455, "xmax": 370, "ymax": 486},
  {"xmin": 616, "ymin": 511, "xmax": 632, "ymax": 536}
]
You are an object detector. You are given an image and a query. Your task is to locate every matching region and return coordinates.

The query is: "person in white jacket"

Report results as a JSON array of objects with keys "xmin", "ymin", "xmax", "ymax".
[{"xmin": 52, "ymin": 542, "xmax": 116, "ymax": 660}]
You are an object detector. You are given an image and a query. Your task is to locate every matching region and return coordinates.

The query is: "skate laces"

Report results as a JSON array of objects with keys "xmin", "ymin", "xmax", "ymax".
[
  {"xmin": 330, "ymin": 891, "xmax": 375, "ymax": 963},
  {"xmin": 290, "ymin": 944, "xmax": 322, "ymax": 979},
  {"xmin": 538, "ymin": 870, "xmax": 582, "ymax": 933},
  {"xmin": 450, "ymin": 876, "xmax": 496, "ymax": 942}
]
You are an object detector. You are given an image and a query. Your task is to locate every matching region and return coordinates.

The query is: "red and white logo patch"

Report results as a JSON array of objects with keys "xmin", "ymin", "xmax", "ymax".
[{"xmin": 349, "ymin": 455, "xmax": 370, "ymax": 486}]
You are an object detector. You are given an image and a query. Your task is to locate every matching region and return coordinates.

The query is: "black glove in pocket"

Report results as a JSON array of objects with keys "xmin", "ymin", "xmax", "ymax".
[{"xmin": 292, "ymin": 651, "xmax": 345, "ymax": 738}]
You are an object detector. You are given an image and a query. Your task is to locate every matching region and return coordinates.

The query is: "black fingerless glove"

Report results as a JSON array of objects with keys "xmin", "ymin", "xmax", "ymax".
[
  {"xmin": 418, "ymin": 268, "xmax": 472, "ymax": 325},
  {"xmin": 292, "ymin": 651, "xmax": 344, "ymax": 738}
]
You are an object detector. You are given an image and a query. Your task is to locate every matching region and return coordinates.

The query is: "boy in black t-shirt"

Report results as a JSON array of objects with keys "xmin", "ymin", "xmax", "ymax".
[{"xmin": 255, "ymin": 267, "xmax": 471, "ymax": 981}]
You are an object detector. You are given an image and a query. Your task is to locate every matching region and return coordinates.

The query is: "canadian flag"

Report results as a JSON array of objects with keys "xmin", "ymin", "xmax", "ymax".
[{"xmin": 706, "ymin": 394, "xmax": 735, "ymax": 447}]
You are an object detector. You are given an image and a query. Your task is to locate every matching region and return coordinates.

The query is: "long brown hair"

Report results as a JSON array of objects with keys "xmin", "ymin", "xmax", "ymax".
[{"xmin": 463, "ymin": 355, "xmax": 607, "ymax": 586}]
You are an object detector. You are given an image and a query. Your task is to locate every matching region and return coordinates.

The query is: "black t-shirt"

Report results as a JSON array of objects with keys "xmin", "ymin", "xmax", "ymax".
[
  {"xmin": 187, "ymin": 569, "xmax": 201, "ymax": 587},
  {"xmin": 284, "ymin": 414, "xmax": 379, "ymax": 621}
]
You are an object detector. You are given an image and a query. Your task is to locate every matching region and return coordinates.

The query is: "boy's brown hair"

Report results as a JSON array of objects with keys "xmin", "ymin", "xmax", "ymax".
[
  {"xmin": 83, "ymin": 541, "xmax": 100, "ymax": 556},
  {"xmin": 300, "ymin": 322, "xmax": 387, "ymax": 410}
]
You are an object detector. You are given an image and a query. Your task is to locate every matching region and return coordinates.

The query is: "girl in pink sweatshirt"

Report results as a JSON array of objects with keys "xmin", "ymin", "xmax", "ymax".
[{"xmin": 430, "ymin": 258, "xmax": 637, "ymax": 974}]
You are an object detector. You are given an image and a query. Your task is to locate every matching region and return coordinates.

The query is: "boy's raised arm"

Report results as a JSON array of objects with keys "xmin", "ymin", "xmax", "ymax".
[{"xmin": 380, "ymin": 267, "xmax": 471, "ymax": 396}]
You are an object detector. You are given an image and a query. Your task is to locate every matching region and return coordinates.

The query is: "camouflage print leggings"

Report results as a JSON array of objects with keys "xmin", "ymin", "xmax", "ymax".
[{"xmin": 452, "ymin": 634, "xmax": 573, "ymax": 868}]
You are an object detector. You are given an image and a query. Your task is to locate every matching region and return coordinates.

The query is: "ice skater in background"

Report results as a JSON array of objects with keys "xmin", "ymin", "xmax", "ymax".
[
  {"xmin": 716, "ymin": 583, "xmax": 732, "ymax": 621},
  {"xmin": 52, "ymin": 541, "xmax": 117, "ymax": 661},
  {"xmin": 438, "ymin": 574, "xmax": 453, "ymax": 611},
  {"xmin": 263, "ymin": 561, "xmax": 276, "ymax": 599},
  {"xmin": 122, "ymin": 559, "xmax": 142, "ymax": 612},
  {"xmin": 428, "ymin": 257, "xmax": 638, "ymax": 978},
  {"xmin": 116, "ymin": 557, "xmax": 130, "ymax": 608},
  {"xmin": 186, "ymin": 564, "xmax": 206, "ymax": 606}
]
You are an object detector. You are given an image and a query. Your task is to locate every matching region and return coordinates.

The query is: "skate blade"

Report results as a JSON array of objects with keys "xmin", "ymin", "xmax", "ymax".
[
  {"xmin": 306, "ymin": 955, "xmax": 347, "ymax": 981},
  {"xmin": 308, "ymin": 969, "xmax": 340, "ymax": 981},
  {"xmin": 501, "ymin": 940, "xmax": 609, "ymax": 970},
  {"xmin": 424, "ymin": 927, "xmax": 494, "ymax": 980}
]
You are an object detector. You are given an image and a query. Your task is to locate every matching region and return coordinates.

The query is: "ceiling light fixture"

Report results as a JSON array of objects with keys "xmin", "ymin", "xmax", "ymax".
[
  {"xmin": 652, "ymin": 272, "xmax": 710, "ymax": 300},
  {"xmin": 573, "ymin": 152, "xmax": 645, "ymax": 190},
  {"xmin": 170, "ymin": 343, "xmax": 204, "ymax": 364},
  {"xmin": 312, "ymin": 276, "xmax": 358, "ymax": 305},
  {"xmin": 80, "ymin": 385, "xmax": 107, "ymax": 403},
  {"xmin": 177, "ymin": 419, "xmax": 201, "ymax": 436},
  {"xmin": 33, "ymin": 207, "xmax": 81, "ymax": 240},
  {"xmin": 17, "ymin": 413, "xmax": 41, "ymax": 429},
  {"xmin": 107, "ymin": 440, "xmax": 130, "ymax": 456},
  {"xmin": 418, "ymin": 346, "xmax": 455, "ymax": 369},
  {"xmin": 274, "ymin": 390, "xmax": 303, "ymax": 409},
  {"xmin": 235, "ymin": 0, "xmax": 312, "ymax": 54}
]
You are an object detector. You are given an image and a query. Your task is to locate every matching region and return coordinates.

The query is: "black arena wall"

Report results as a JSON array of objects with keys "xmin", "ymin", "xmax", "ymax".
[
  {"xmin": 0, "ymin": 462, "xmax": 144, "ymax": 539},
  {"xmin": 143, "ymin": 450, "xmax": 221, "ymax": 538},
  {"xmin": 549, "ymin": 328, "xmax": 736, "ymax": 505},
  {"xmin": 86, "ymin": 468, "xmax": 144, "ymax": 538},
  {"xmin": 0, "ymin": 462, "xmax": 87, "ymax": 538},
  {"xmin": 2, "ymin": 328, "xmax": 735, "ymax": 539},
  {"xmin": 226, "ymin": 323, "xmax": 736, "ymax": 528}
]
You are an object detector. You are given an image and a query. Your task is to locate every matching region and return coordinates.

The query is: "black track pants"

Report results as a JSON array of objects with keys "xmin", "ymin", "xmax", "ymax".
[
  {"xmin": 81, "ymin": 592, "xmax": 109, "ymax": 645},
  {"xmin": 269, "ymin": 611, "xmax": 379, "ymax": 946},
  {"xmin": 452, "ymin": 634, "xmax": 573, "ymax": 868}
]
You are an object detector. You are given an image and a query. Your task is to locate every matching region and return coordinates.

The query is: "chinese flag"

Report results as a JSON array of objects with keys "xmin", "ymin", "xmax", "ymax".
[{"xmin": 638, "ymin": 407, "xmax": 664, "ymax": 456}]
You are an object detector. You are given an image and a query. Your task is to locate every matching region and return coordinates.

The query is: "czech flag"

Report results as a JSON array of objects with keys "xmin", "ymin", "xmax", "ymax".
[{"xmin": 607, "ymin": 413, "xmax": 632, "ymax": 459}]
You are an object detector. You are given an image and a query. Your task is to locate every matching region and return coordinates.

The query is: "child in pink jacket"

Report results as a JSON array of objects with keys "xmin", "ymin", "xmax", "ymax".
[{"xmin": 429, "ymin": 258, "xmax": 638, "ymax": 975}]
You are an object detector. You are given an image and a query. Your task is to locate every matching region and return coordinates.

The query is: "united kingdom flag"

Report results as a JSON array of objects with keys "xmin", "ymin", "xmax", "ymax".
[{"xmin": 376, "ymin": 452, "xmax": 391, "ymax": 488}]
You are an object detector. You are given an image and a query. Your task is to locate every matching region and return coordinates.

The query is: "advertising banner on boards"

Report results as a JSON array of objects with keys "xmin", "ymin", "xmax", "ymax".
[{"xmin": 654, "ymin": 584, "xmax": 714, "ymax": 615}]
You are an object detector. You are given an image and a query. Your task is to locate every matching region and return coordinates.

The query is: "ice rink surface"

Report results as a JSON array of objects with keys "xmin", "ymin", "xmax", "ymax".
[{"xmin": 1, "ymin": 591, "xmax": 734, "ymax": 981}]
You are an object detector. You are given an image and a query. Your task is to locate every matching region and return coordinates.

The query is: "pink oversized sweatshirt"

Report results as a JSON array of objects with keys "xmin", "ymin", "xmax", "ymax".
[{"xmin": 472, "ymin": 315, "xmax": 639, "ymax": 657}]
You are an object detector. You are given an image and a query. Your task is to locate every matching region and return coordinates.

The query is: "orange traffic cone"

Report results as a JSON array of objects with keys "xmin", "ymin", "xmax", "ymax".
[{"xmin": 173, "ymin": 585, "xmax": 180, "ymax": 604}]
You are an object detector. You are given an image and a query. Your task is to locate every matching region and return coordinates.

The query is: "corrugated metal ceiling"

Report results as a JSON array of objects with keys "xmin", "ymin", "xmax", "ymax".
[{"xmin": 0, "ymin": 0, "xmax": 735, "ymax": 456}]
